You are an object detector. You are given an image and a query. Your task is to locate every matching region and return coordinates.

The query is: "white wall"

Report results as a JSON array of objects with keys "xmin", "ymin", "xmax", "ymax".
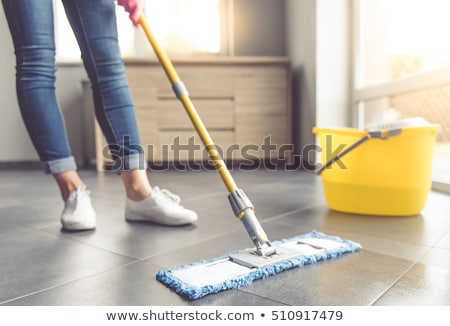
[
  {"xmin": 233, "ymin": 0, "xmax": 286, "ymax": 56},
  {"xmin": 54, "ymin": 65, "xmax": 89, "ymax": 165},
  {"xmin": 286, "ymin": 0, "xmax": 317, "ymax": 154},
  {"xmin": 316, "ymin": 0, "xmax": 351, "ymax": 128},
  {"xmin": 286, "ymin": 0, "xmax": 351, "ymax": 156}
]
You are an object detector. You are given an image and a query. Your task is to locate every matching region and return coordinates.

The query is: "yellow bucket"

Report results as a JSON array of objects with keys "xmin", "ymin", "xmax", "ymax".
[{"xmin": 313, "ymin": 124, "xmax": 438, "ymax": 216}]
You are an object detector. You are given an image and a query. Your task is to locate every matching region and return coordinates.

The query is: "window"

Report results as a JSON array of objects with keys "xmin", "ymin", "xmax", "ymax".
[
  {"xmin": 145, "ymin": 0, "xmax": 221, "ymax": 55},
  {"xmin": 353, "ymin": 0, "xmax": 450, "ymax": 192},
  {"xmin": 359, "ymin": 0, "xmax": 450, "ymax": 85},
  {"xmin": 54, "ymin": 0, "xmax": 224, "ymax": 61}
]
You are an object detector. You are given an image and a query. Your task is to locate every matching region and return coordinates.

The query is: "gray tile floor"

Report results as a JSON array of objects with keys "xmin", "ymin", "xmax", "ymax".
[{"xmin": 1, "ymin": 168, "xmax": 449, "ymax": 306}]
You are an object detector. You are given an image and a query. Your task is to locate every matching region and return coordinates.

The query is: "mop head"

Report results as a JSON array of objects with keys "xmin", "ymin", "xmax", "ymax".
[{"xmin": 156, "ymin": 231, "xmax": 361, "ymax": 300}]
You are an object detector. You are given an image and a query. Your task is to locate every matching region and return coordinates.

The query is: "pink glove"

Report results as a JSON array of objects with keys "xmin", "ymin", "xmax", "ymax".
[{"xmin": 118, "ymin": 0, "xmax": 145, "ymax": 27}]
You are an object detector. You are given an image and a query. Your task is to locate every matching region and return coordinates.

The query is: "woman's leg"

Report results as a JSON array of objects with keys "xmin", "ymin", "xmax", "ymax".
[
  {"xmin": 61, "ymin": 0, "xmax": 151, "ymax": 200},
  {"xmin": 2, "ymin": 0, "xmax": 95, "ymax": 231},
  {"xmin": 121, "ymin": 170, "xmax": 151, "ymax": 201},
  {"xmin": 62, "ymin": 0, "xmax": 197, "ymax": 225},
  {"xmin": 53, "ymin": 171, "xmax": 84, "ymax": 201},
  {"xmin": 1, "ymin": 0, "xmax": 85, "ymax": 200}
]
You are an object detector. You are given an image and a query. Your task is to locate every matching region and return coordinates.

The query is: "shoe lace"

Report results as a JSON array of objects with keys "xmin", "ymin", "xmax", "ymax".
[
  {"xmin": 159, "ymin": 188, "xmax": 181, "ymax": 204},
  {"xmin": 65, "ymin": 185, "xmax": 90, "ymax": 211}
]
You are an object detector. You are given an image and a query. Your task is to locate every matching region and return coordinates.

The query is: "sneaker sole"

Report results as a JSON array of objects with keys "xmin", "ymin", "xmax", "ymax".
[
  {"xmin": 62, "ymin": 222, "xmax": 96, "ymax": 231},
  {"xmin": 125, "ymin": 214, "xmax": 197, "ymax": 226}
]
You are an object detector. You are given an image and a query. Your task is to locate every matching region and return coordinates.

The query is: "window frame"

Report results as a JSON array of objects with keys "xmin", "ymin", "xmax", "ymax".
[{"xmin": 351, "ymin": 0, "xmax": 450, "ymax": 193}]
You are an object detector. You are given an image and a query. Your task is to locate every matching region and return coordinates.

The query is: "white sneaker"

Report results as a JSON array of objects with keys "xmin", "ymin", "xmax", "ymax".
[
  {"xmin": 61, "ymin": 185, "xmax": 96, "ymax": 231},
  {"xmin": 125, "ymin": 187, "xmax": 198, "ymax": 226}
]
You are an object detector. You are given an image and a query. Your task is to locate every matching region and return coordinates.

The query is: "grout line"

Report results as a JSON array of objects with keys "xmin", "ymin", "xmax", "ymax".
[
  {"xmin": 0, "ymin": 260, "xmax": 143, "ymax": 305},
  {"xmin": 367, "ymin": 246, "xmax": 434, "ymax": 306},
  {"xmin": 237, "ymin": 289, "xmax": 289, "ymax": 306},
  {"xmin": 430, "ymin": 229, "xmax": 450, "ymax": 250},
  {"xmin": 367, "ymin": 264, "xmax": 415, "ymax": 306},
  {"xmin": 261, "ymin": 204, "xmax": 321, "ymax": 223},
  {"xmin": 25, "ymin": 224, "xmax": 144, "ymax": 261}
]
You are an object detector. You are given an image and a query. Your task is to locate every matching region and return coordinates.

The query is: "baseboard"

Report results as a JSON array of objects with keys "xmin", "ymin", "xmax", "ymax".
[{"xmin": 0, "ymin": 161, "xmax": 42, "ymax": 170}]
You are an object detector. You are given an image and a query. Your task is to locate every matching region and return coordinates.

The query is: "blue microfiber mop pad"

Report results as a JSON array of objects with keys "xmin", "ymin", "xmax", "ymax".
[{"xmin": 156, "ymin": 231, "xmax": 362, "ymax": 300}]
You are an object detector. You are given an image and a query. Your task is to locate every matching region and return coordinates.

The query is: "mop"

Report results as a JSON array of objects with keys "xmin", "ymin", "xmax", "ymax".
[{"xmin": 138, "ymin": 14, "xmax": 361, "ymax": 300}]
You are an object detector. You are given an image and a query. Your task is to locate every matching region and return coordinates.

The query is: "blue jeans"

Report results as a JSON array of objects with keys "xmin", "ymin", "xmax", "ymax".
[{"xmin": 2, "ymin": 0, "xmax": 145, "ymax": 173}]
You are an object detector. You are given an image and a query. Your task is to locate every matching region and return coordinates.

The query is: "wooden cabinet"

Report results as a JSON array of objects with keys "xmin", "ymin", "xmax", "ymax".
[{"xmin": 88, "ymin": 57, "xmax": 292, "ymax": 170}]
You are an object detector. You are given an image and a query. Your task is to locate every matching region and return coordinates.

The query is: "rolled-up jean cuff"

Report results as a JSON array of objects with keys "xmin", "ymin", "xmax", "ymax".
[
  {"xmin": 43, "ymin": 156, "xmax": 78, "ymax": 174},
  {"xmin": 112, "ymin": 153, "xmax": 147, "ymax": 173}
]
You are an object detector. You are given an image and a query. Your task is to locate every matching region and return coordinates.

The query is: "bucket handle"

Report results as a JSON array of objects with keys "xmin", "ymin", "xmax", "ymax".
[{"xmin": 317, "ymin": 128, "xmax": 403, "ymax": 175}]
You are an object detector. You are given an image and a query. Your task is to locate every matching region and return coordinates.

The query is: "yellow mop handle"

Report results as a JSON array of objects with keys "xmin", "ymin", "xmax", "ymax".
[
  {"xmin": 138, "ymin": 15, "xmax": 238, "ymax": 193},
  {"xmin": 138, "ymin": 15, "xmax": 274, "ymax": 255}
]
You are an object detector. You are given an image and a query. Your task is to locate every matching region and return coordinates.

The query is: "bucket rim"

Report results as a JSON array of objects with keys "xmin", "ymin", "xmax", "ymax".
[{"xmin": 312, "ymin": 125, "xmax": 439, "ymax": 136}]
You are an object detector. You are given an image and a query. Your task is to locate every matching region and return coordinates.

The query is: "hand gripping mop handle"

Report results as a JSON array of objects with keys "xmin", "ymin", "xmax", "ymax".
[{"xmin": 139, "ymin": 14, "xmax": 275, "ymax": 256}]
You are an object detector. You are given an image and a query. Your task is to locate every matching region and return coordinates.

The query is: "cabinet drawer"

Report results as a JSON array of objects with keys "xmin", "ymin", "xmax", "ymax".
[
  {"xmin": 155, "ymin": 131, "xmax": 235, "ymax": 162},
  {"xmin": 156, "ymin": 66, "xmax": 234, "ymax": 99},
  {"xmin": 157, "ymin": 98, "xmax": 235, "ymax": 130}
]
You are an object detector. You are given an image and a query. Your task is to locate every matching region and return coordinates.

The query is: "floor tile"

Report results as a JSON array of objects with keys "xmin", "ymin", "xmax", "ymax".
[
  {"xmin": 434, "ymin": 229, "xmax": 450, "ymax": 250},
  {"xmin": 5, "ymin": 259, "xmax": 281, "ymax": 306},
  {"xmin": 238, "ymin": 250, "xmax": 413, "ymax": 306},
  {"xmin": 0, "ymin": 227, "xmax": 135, "ymax": 304},
  {"xmin": 305, "ymin": 204, "xmax": 449, "ymax": 248},
  {"xmin": 374, "ymin": 247, "xmax": 450, "ymax": 305},
  {"xmin": 1, "ymin": 168, "xmax": 449, "ymax": 306}
]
